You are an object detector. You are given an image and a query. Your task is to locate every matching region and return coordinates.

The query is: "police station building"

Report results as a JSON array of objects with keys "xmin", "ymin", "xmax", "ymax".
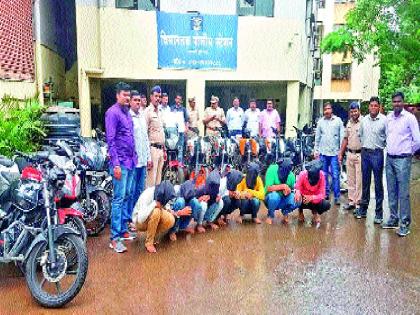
[{"xmin": 1, "ymin": 0, "xmax": 323, "ymax": 137}]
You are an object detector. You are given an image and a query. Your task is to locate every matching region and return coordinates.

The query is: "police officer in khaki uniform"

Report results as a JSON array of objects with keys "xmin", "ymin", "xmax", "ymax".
[
  {"xmin": 339, "ymin": 102, "xmax": 362, "ymax": 210},
  {"xmin": 145, "ymin": 86, "xmax": 165, "ymax": 187},
  {"xmin": 203, "ymin": 95, "xmax": 225, "ymax": 136}
]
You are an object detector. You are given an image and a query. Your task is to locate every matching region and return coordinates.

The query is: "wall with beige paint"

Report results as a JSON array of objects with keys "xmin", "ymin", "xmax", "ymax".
[
  {"xmin": 76, "ymin": 6, "xmax": 312, "ymax": 84},
  {"xmin": 314, "ymin": 0, "xmax": 379, "ymax": 102},
  {"xmin": 0, "ymin": 81, "xmax": 37, "ymax": 99}
]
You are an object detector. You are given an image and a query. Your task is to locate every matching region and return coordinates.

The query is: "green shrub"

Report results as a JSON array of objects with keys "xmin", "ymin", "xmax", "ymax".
[{"xmin": 0, "ymin": 96, "xmax": 46, "ymax": 157}]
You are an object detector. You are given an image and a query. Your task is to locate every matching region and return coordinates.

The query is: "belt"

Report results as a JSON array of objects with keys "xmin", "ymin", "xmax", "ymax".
[
  {"xmin": 362, "ymin": 148, "xmax": 383, "ymax": 153},
  {"xmin": 150, "ymin": 143, "xmax": 164, "ymax": 150},
  {"xmin": 387, "ymin": 153, "xmax": 412, "ymax": 159},
  {"xmin": 347, "ymin": 148, "xmax": 361, "ymax": 154}
]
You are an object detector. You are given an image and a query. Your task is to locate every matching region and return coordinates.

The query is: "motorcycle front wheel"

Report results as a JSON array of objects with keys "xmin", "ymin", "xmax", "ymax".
[
  {"xmin": 25, "ymin": 234, "xmax": 88, "ymax": 308},
  {"xmin": 82, "ymin": 191, "xmax": 110, "ymax": 236}
]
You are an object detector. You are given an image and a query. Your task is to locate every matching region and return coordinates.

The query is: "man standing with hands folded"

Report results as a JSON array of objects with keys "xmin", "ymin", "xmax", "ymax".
[{"xmin": 105, "ymin": 82, "xmax": 137, "ymax": 253}]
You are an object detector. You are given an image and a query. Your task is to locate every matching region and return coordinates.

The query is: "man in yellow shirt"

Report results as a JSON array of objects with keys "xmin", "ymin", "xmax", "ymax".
[{"xmin": 236, "ymin": 162, "xmax": 264, "ymax": 224}]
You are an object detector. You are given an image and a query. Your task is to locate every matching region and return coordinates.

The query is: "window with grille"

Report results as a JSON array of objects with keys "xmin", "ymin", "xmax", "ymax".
[
  {"xmin": 237, "ymin": 0, "xmax": 274, "ymax": 17},
  {"xmin": 315, "ymin": 23, "xmax": 324, "ymax": 48},
  {"xmin": 331, "ymin": 63, "xmax": 351, "ymax": 80},
  {"xmin": 115, "ymin": 0, "xmax": 158, "ymax": 10}
]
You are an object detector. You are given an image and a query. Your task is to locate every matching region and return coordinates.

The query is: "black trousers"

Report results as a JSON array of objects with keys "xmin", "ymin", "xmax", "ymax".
[
  {"xmin": 299, "ymin": 200, "xmax": 331, "ymax": 215},
  {"xmin": 217, "ymin": 196, "xmax": 241, "ymax": 219},
  {"xmin": 359, "ymin": 149, "xmax": 384, "ymax": 216}
]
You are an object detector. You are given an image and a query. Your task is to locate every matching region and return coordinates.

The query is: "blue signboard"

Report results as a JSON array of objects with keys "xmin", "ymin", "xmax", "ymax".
[{"xmin": 157, "ymin": 12, "xmax": 238, "ymax": 70}]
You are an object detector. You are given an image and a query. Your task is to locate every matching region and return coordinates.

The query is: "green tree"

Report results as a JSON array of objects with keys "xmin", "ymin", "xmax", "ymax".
[{"xmin": 321, "ymin": 0, "xmax": 420, "ymax": 109}]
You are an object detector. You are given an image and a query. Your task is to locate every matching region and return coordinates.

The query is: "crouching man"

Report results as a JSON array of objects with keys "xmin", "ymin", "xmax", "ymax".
[
  {"xmin": 295, "ymin": 160, "xmax": 331, "ymax": 227},
  {"xmin": 216, "ymin": 169, "xmax": 244, "ymax": 226},
  {"xmin": 265, "ymin": 158, "xmax": 301, "ymax": 225},
  {"xmin": 195, "ymin": 170, "xmax": 224, "ymax": 232},
  {"xmin": 132, "ymin": 180, "xmax": 190, "ymax": 253},
  {"xmin": 236, "ymin": 162, "xmax": 265, "ymax": 224},
  {"xmin": 168, "ymin": 179, "xmax": 204, "ymax": 241}
]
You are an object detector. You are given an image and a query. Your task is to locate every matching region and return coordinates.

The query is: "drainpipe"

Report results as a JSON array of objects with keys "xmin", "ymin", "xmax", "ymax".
[{"xmin": 33, "ymin": 0, "xmax": 44, "ymax": 106}]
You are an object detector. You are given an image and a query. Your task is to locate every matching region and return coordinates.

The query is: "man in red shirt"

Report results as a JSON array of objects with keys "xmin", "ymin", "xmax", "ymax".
[{"xmin": 295, "ymin": 160, "xmax": 331, "ymax": 226}]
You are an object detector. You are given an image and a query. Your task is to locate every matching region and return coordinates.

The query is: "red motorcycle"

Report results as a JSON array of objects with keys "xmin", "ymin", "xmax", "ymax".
[{"xmin": 16, "ymin": 153, "xmax": 87, "ymax": 242}]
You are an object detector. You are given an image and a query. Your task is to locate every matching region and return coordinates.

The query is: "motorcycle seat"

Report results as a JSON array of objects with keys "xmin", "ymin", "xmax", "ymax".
[{"xmin": 0, "ymin": 158, "xmax": 14, "ymax": 168}]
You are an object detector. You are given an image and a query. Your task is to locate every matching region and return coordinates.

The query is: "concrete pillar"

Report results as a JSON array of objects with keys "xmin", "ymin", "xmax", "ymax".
[
  {"xmin": 285, "ymin": 81, "xmax": 300, "ymax": 138},
  {"xmin": 186, "ymin": 78, "xmax": 206, "ymax": 136},
  {"xmin": 79, "ymin": 70, "xmax": 92, "ymax": 137}
]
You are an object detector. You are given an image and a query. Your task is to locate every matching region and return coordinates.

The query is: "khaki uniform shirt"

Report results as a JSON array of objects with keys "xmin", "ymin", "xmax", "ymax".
[
  {"xmin": 345, "ymin": 119, "xmax": 362, "ymax": 151},
  {"xmin": 145, "ymin": 104, "xmax": 165, "ymax": 145},
  {"xmin": 204, "ymin": 106, "xmax": 225, "ymax": 136},
  {"xmin": 189, "ymin": 108, "xmax": 200, "ymax": 128}
]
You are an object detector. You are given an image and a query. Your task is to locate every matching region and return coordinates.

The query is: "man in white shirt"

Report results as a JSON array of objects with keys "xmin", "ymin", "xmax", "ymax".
[
  {"xmin": 127, "ymin": 91, "xmax": 152, "ymax": 235},
  {"xmin": 226, "ymin": 97, "xmax": 244, "ymax": 138},
  {"xmin": 243, "ymin": 98, "xmax": 261, "ymax": 138},
  {"xmin": 159, "ymin": 92, "xmax": 176, "ymax": 128}
]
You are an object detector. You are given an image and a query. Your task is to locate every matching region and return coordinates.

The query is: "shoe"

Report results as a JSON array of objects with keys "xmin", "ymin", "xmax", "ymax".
[
  {"xmin": 334, "ymin": 199, "xmax": 340, "ymax": 206},
  {"xmin": 396, "ymin": 225, "xmax": 410, "ymax": 237},
  {"xmin": 373, "ymin": 216, "xmax": 383, "ymax": 225},
  {"xmin": 354, "ymin": 209, "xmax": 367, "ymax": 219},
  {"xmin": 109, "ymin": 239, "xmax": 127, "ymax": 253},
  {"xmin": 343, "ymin": 204, "xmax": 356, "ymax": 211},
  {"xmin": 122, "ymin": 231, "xmax": 137, "ymax": 241},
  {"xmin": 381, "ymin": 220, "xmax": 399, "ymax": 229}
]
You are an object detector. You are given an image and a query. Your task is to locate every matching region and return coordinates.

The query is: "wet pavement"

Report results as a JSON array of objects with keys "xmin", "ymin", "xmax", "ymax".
[{"xmin": 1, "ymin": 161, "xmax": 420, "ymax": 314}]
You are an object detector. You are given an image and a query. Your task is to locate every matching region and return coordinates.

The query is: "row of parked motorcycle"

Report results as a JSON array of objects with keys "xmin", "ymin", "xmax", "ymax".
[
  {"xmin": 163, "ymin": 125, "xmax": 316, "ymax": 186},
  {"xmin": 0, "ymin": 131, "xmax": 111, "ymax": 307}
]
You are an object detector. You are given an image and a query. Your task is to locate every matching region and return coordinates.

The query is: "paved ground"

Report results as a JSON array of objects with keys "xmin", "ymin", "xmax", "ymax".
[{"xmin": 1, "ymin": 161, "xmax": 420, "ymax": 314}]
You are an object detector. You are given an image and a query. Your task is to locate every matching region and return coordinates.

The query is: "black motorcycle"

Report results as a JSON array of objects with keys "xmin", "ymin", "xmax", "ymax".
[
  {"xmin": 0, "ymin": 152, "xmax": 88, "ymax": 308},
  {"xmin": 53, "ymin": 139, "xmax": 111, "ymax": 236}
]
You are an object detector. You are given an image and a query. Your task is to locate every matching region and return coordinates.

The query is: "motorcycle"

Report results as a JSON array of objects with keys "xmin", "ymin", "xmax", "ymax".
[
  {"xmin": 162, "ymin": 127, "xmax": 185, "ymax": 185},
  {"xmin": 0, "ymin": 152, "xmax": 88, "ymax": 308},
  {"xmin": 186, "ymin": 136, "xmax": 209, "ymax": 188},
  {"xmin": 51, "ymin": 139, "xmax": 110, "ymax": 236}
]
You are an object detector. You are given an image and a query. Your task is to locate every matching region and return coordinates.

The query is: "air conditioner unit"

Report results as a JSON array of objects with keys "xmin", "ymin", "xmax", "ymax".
[{"xmin": 116, "ymin": 0, "xmax": 137, "ymax": 9}]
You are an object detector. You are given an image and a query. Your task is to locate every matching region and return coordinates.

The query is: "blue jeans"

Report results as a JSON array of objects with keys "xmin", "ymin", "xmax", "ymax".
[
  {"xmin": 110, "ymin": 166, "xmax": 134, "ymax": 241},
  {"xmin": 177, "ymin": 132, "xmax": 185, "ymax": 163},
  {"xmin": 170, "ymin": 197, "xmax": 203, "ymax": 233},
  {"xmin": 203, "ymin": 201, "xmax": 223, "ymax": 223},
  {"xmin": 229, "ymin": 130, "xmax": 242, "ymax": 138},
  {"xmin": 360, "ymin": 149, "xmax": 384, "ymax": 216},
  {"xmin": 386, "ymin": 156, "xmax": 412, "ymax": 226},
  {"xmin": 126, "ymin": 166, "xmax": 147, "ymax": 225},
  {"xmin": 239, "ymin": 198, "xmax": 260, "ymax": 218},
  {"xmin": 265, "ymin": 192, "xmax": 301, "ymax": 218},
  {"xmin": 320, "ymin": 155, "xmax": 340, "ymax": 199}
]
